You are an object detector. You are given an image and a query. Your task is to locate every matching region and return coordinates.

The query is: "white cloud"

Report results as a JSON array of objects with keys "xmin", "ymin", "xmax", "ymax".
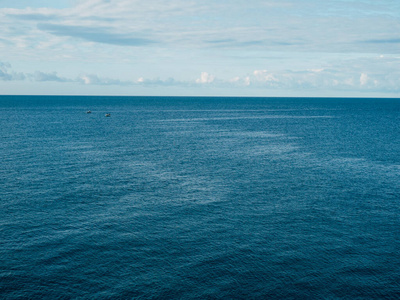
[
  {"xmin": 309, "ymin": 68, "xmax": 324, "ymax": 73},
  {"xmin": 360, "ymin": 73, "xmax": 369, "ymax": 86},
  {"xmin": 80, "ymin": 75, "xmax": 92, "ymax": 85},
  {"xmin": 253, "ymin": 70, "xmax": 279, "ymax": 83},
  {"xmin": 229, "ymin": 76, "xmax": 241, "ymax": 83},
  {"xmin": 196, "ymin": 72, "xmax": 215, "ymax": 84},
  {"xmin": 76, "ymin": 74, "xmax": 133, "ymax": 86}
]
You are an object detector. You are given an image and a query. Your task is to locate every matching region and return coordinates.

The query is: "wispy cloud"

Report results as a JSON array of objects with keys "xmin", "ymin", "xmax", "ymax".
[
  {"xmin": 7, "ymin": 12, "xmax": 58, "ymax": 21},
  {"xmin": 3, "ymin": 0, "xmax": 399, "ymax": 53},
  {"xmin": 37, "ymin": 23, "xmax": 157, "ymax": 46},
  {"xmin": 362, "ymin": 38, "xmax": 400, "ymax": 44}
]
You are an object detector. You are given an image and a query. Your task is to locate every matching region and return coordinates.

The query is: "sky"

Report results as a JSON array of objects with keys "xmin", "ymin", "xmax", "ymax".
[{"xmin": 0, "ymin": 0, "xmax": 399, "ymax": 97}]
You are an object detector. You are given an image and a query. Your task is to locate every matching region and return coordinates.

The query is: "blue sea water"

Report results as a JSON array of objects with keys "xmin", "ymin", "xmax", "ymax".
[{"xmin": 1, "ymin": 96, "xmax": 400, "ymax": 299}]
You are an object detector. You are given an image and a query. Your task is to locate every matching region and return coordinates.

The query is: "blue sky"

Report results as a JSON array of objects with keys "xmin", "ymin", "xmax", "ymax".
[{"xmin": 0, "ymin": 0, "xmax": 399, "ymax": 97}]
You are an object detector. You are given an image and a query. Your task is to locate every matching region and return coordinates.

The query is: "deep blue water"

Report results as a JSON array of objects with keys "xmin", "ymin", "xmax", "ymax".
[{"xmin": 1, "ymin": 96, "xmax": 400, "ymax": 299}]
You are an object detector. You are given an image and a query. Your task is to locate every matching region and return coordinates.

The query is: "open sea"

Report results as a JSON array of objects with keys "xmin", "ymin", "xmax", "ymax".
[{"xmin": 1, "ymin": 96, "xmax": 400, "ymax": 299}]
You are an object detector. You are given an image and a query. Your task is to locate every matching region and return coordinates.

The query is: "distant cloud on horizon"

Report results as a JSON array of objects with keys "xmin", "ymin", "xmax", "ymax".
[{"xmin": 1, "ymin": 59, "xmax": 399, "ymax": 94}]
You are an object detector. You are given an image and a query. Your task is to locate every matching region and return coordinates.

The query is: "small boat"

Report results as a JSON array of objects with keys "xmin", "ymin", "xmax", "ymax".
[
  {"xmin": 105, "ymin": 113, "xmax": 111, "ymax": 117},
  {"xmin": 86, "ymin": 110, "xmax": 92, "ymax": 114}
]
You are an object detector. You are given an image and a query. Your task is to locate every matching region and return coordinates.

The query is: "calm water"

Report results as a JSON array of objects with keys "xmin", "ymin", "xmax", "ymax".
[{"xmin": 1, "ymin": 96, "xmax": 400, "ymax": 299}]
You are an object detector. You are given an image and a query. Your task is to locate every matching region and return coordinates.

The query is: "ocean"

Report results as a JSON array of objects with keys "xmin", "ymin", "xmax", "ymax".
[{"xmin": 1, "ymin": 96, "xmax": 400, "ymax": 299}]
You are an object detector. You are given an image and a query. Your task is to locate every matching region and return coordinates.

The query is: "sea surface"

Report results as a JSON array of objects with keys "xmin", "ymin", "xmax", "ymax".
[{"xmin": 1, "ymin": 96, "xmax": 400, "ymax": 299}]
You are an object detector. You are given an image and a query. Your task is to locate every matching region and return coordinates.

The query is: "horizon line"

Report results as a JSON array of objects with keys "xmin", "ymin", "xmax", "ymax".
[{"xmin": 1, "ymin": 94, "xmax": 399, "ymax": 99}]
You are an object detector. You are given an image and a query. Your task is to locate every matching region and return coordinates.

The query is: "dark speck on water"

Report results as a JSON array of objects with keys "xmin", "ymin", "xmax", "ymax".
[{"xmin": 1, "ymin": 96, "xmax": 400, "ymax": 299}]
